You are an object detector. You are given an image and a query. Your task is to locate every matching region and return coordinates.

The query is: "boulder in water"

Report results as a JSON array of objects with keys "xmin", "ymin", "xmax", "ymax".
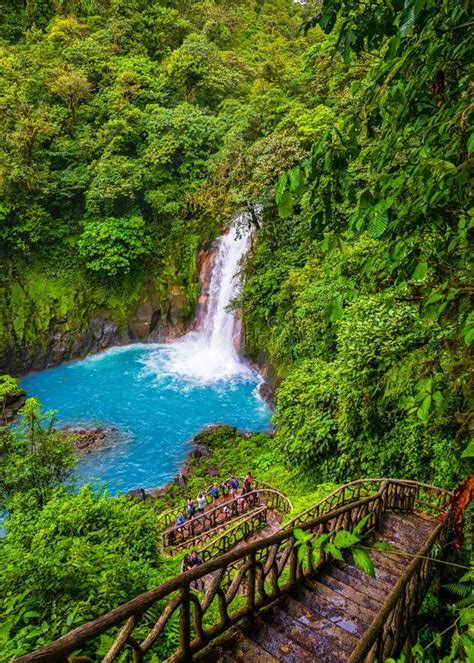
[{"xmin": 68, "ymin": 427, "xmax": 117, "ymax": 455}]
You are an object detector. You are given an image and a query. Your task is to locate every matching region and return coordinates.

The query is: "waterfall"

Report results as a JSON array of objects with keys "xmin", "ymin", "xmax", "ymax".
[{"xmin": 149, "ymin": 214, "xmax": 255, "ymax": 384}]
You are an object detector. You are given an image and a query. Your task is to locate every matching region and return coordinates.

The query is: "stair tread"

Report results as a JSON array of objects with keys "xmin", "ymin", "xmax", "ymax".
[
  {"xmin": 263, "ymin": 607, "xmax": 344, "ymax": 662},
  {"xmin": 329, "ymin": 565, "xmax": 390, "ymax": 603},
  {"xmin": 379, "ymin": 513, "xmax": 438, "ymax": 554},
  {"xmin": 335, "ymin": 560, "xmax": 395, "ymax": 592},
  {"xmin": 286, "ymin": 597, "xmax": 358, "ymax": 655},
  {"xmin": 250, "ymin": 612, "xmax": 319, "ymax": 662},
  {"xmin": 298, "ymin": 582, "xmax": 375, "ymax": 634},
  {"xmin": 231, "ymin": 633, "xmax": 280, "ymax": 662},
  {"xmin": 317, "ymin": 571, "xmax": 382, "ymax": 613}
]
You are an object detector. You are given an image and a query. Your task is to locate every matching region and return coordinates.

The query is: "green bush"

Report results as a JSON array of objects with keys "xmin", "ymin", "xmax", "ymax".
[{"xmin": 78, "ymin": 215, "xmax": 153, "ymax": 276}]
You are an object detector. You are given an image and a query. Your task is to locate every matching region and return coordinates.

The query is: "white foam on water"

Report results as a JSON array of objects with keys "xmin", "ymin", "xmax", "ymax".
[{"xmin": 141, "ymin": 216, "xmax": 257, "ymax": 385}]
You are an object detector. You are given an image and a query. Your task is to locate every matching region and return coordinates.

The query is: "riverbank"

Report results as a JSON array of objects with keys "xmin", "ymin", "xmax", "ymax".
[{"xmin": 148, "ymin": 425, "xmax": 337, "ymax": 518}]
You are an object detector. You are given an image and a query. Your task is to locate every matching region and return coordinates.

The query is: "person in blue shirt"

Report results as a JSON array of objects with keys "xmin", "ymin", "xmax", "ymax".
[{"xmin": 210, "ymin": 483, "xmax": 219, "ymax": 502}]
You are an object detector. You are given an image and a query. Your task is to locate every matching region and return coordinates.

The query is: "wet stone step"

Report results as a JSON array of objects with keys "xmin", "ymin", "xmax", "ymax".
[
  {"xmin": 335, "ymin": 560, "xmax": 395, "ymax": 591},
  {"xmin": 317, "ymin": 571, "xmax": 382, "ymax": 613},
  {"xmin": 329, "ymin": 565, "xmax": 389, "ymax": 604},
  {"xmin": 268, "ymin": 606, "xmax": 347, "ymax": 663},
  {"xmin": 298, "ymin": 583, "xmax": 374, "ymax": 634},
  {"xmin": 286, "ymin": 597, "xmax": 358, "ymax": 656},
  {"xmin": 250, "ymin": 613, "xmax": 317, "ymax": 663},
  {"xmin": 231, "ymin": 634, "xmax": 280, "ymax": 662}
]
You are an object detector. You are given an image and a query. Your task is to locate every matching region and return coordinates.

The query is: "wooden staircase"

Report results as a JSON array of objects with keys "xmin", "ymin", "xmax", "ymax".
[
  {"xmin": 15, "ymin": 479, "xmax": 453, "ymax": 663},
  {"xmin": 215, "ymin": 512, "xmax": 440, "ymax": 662}
]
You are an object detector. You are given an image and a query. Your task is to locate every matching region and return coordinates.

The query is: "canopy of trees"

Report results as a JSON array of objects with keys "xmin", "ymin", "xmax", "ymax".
[{"xmin": 0, "ymin": 0, "xmax": 472, "ymax": 660}]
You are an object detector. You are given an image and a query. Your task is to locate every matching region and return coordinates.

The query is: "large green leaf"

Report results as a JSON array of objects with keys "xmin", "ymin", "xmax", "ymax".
[
  {"xmin": 352, "ymin": 547, "xmax": 375, "ymax": 577},
  {"xmin": 325, "ymin": 542, "xmax": 344, "ymax": 561},
  {"xmin": 367, "ymin": 208, "xmax": 388, "ymax": 239},
  {"xmin": 333, "ymin": 530, "xmax": 359, "ymax": 549},
  {"xmin": 277, "ymin": 190, "xmax": 293, "ymax": 218}
]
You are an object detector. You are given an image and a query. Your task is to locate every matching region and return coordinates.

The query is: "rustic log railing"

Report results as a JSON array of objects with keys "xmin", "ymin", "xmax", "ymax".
[
  {"xmin": 156, "ymin": 477, "xmax": 276, "ymax": 529},
  {"xmin": 164, "ymin": 502, "xmax": 267, "ymax": 556},
  {"xmin": 16, "ymin": 479, "xmax": 452, "ymax": 663},
  {"xmin": 200, "ymin": 506, "xmax": 268, "ymax": 562},
  {"xmin": 161, "ymin": 488, "xmax": 291, "ymax": 553},
  {"xmin": 284, "ymin": 478, "xmax": 450, "ymax": 530}
]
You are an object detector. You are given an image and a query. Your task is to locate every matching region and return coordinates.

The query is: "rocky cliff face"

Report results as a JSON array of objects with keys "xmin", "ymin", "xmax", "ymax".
[
  {"xmin": 0, "ymin": 237, "xmax": 221, "ymax": 376},
  {"xmin": 0, "ymin": 279, "xmax": 196, "ymax": 376}
]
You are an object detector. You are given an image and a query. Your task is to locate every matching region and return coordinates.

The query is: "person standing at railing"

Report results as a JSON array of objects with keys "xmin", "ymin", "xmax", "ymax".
[
  {"xmin": 197, "ymin": 491, "xmax": 206, "ymax": 514},
  {"xmin": 187, "ymin": 549, "xmax": 205, "ymax": 591},
  {"xmin": 210, "ymin": 483, "xmax": 219, "ymax": 503},
  {"xmin": 230, "ymin": 476, "xmax": 239, "ymax": 497},
  {"xmin": 187, "ymin": 497, "xmax": 195, "ymax": 519},
  {"xmin": 174, "ymin": 514, "xmax": 185, "ymax": 543},
  {"xmin": 243, "ymin": 471, "xmax": 254, "ymax": 494}
]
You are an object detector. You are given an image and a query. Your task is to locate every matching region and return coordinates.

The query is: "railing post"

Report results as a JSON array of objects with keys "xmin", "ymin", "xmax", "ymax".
[
  {"xmin": 246, "ymin": 552, "xmax": 257, "ymax": 626},
  {"xmin": 179, "ymin": 585, "xmax": 191, "ymax": 660}
]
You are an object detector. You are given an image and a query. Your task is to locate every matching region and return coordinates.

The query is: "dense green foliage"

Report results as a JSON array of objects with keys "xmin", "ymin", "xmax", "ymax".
[
  {"xmin": 0, "ymin": 486, "xmax": 167, "ymax": 661},
  {"xmin": 0, "ymin": 0, "xmax": 472, "ymax": 660},
  {"xmin": 0, "ymin": 398, "xmax": 76, "ymax": 510},
  {"xmin": 0, "ymin": 0, "xmax": 321, "ymax": 367},
  {"xmin": 242, "ymin": 0, "xmax": 473, "ymax": 487}
]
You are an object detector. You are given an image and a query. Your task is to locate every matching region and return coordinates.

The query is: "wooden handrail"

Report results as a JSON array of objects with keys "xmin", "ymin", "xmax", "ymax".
[
  {"xmin": 348, "ymin": 518, "xmax": 449, "ymax": 662},
  {"xmin": 156, "ymin": 477, "xmax": 280, "ymax": 527},
  {"xmin": 200, "ymin": 507, "xmax": 268, "ymax": 562},
  {"xmin": 15, "ymin": 478, "xmax": 452, "ymax": 663},
  {"xmin": 162, "ymin": 488, "xmax": 292, "ymax": 551},
  {"xmin": 284, "ymin": 477, "xmax": 452, "ymax": 529}
]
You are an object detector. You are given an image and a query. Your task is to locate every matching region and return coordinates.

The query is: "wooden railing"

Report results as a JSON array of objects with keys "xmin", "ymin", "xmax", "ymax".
[
  {"xmin": 283, "ymin": 478, "xmax": 450, "ymax": 530},
  {"xmin": 156, "ymin": 477, "xmax": 276, "ymax": 529},
  {"xmin": 16, "ymin": 479, "xmax": 452, "ymax": 663},
  {"xmin": 200, "ymin": 506, "xmax": 268, "ymax": 562},
  {"xmin": 349, "ymin": 512, "xmax": 454, "ymax": 662},
  {"xmin": 161, "ymin": 488, "xmax": 291, "ymax": 553}
]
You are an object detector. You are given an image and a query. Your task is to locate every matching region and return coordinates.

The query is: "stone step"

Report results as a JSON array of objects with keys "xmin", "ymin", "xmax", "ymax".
[
  {"xmin": 297, "ymin": 582, "xmax": 375, "ymax": 635},
  {"xmin": 317, "ymin": 571, "xmax": 382, "ymax": 614},
  {"xmin": 263, "ymin": 605, "xmax": 347, "ymax": 663},
  {"xmin": 286, "ymin": 597, "xmax": 357, "ymax": 658},
  {"xmin": 229, "ymin": 633, "xmax": 280, "ymax": 662},
  {"xmin": 334, "ymin": 553, "xmax": 395, "ymax": 597},
  {"xmin": 250, "ymin": 613, "xmax": 317, "ymax": 662},
  {"xmin": 329, "ymin": 564, "xmax": 389, "ymax": 604}
]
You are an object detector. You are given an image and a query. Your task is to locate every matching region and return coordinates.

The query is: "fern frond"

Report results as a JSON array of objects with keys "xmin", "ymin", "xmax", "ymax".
[{"xmin": 443, "ymin": 582, "xmax": 471, "ymax": 597}]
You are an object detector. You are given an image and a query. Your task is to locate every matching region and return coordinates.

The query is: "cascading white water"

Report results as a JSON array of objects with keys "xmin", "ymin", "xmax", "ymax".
[
  {"xmin": 145, "ymin": 215, "xmax": 256, "ymax": 384},
  {"xmin": 199, "ymin": 219, "xmax": 249, "ymax": 354}
]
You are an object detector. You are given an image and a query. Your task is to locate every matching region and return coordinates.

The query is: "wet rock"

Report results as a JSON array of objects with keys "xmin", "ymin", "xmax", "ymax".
[
  {"xmin": 187, "ymin": 444, "xmax": 210, "ymax": 460},
  {"xmin": 258, "ymin": 381, "xmax": 275, "ymax": 410},
  {"xmin": 67, "ymin": 426, "xmax": 117, "ymax": 455},
  {"xmin": 0, "ymin": 390, "xmax": 26, "ymax": 426},
  {"xmin": 128, "ymin": 299, "xmax": 160, "ymax": 340},
  {"xmin": 127, "ymin": 488, "xmax": 146, "ymax": 501},
  {"xmin": 147, "ymin": 487, "xmax": 168, "ymax": 499},
  {"xmin": 175, "ymin": 472, "xmax": 188, "ymax": 487},
  {"xmin": 203, "ymin": 467, "xmax": 220, "ymax": 478}
]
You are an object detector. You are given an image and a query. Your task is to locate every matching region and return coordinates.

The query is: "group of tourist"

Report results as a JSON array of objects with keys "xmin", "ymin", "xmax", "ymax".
[
  {"xmin": 174, "ymin": 472, "xmax": 256, "ymax": 529},
  {"xmin": 176, "ymin": 473, "xmax": 257, "ymax": 591}
]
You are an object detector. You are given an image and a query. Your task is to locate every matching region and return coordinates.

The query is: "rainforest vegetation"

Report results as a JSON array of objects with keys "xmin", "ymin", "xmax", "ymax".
[{"xmin": 0, "ymin": 0, "xmax": 472, "ymax": 661}]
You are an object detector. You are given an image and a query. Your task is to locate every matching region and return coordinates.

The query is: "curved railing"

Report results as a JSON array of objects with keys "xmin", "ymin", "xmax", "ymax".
[
  {"xmin": 156, "ymin": 477, "xmax": 276, "ymax": 529},
  {"xmin": 16, "ymin": 479, "xmax": 453, "ymax": 663},
  {"xmin": 200, "ymin": 506, "xmax": 269, "ymax": 562},
  {"xmin": 161, "ymin": 488, "xmax": 292, "ymax": 553},
  {"xmin": 283, "ymin": 477, "xmax": 451, "ymax": 529}
]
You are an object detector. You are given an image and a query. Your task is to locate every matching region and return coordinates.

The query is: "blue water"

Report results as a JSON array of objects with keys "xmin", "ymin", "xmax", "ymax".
[{"xmin": 20, "ymin": 344, "xmax": 271, "ymax": 495}]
